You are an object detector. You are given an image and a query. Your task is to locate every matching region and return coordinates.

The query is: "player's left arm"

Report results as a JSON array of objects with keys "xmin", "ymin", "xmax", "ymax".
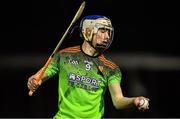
[
  {"xmin": 108, "ymin": 83, "xmax": 135, "ymax": 109},
  {"xmin": 108, "ymin": 83, "xmax": 149, "ymax": 111}
]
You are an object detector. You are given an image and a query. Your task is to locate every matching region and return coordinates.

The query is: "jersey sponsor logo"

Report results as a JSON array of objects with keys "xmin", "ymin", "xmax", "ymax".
[{"xmin": 68, "ymin": 73, "xmax": 102, "ymax": 92}]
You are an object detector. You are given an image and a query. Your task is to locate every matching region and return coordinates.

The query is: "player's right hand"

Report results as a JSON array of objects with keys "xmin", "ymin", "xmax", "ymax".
[{"xmin": 27, "ymin": 75, "xmax": 42, "ymax": 93}]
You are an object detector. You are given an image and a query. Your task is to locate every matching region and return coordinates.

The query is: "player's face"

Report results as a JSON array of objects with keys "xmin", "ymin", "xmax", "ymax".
[{"xmin": 92, "ymin": 28, "xmax": 111, "ymax": 51}]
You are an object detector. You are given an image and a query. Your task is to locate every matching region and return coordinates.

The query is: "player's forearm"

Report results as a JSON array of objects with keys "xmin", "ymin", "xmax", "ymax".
[
  {"xmin": 34, "ymin": 67, "xmax": 50, "ymax": 83},
  {"xmin": 112, "ymin": 96, "xmax": 135, "ymax": 109}
]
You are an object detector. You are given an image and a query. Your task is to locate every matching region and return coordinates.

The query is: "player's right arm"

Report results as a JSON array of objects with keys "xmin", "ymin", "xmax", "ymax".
[
  {"xmin": 27, "ymin": 67, "xmax": 49, "ymax": 92},
  {"xmin": 27, "ymin": 53, "xmax": 60, "ymax": 93}
]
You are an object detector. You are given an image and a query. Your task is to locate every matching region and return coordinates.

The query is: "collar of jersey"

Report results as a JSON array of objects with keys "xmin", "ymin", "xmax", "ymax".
[{"xmin": 80, "ymin": 45, "xmax": 102, "ymax": 58}]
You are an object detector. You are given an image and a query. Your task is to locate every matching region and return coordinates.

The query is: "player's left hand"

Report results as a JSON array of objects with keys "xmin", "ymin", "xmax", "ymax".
[{"xmin": 134, "ymin": 96, "xmax": 150, "ymax": 111}]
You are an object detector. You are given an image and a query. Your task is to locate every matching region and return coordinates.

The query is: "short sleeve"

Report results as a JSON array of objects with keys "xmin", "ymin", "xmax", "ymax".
[
  {"xmin": 45, "ymin": 53, "xmax": 60, "ymax": 78},
  {"xmin": 108, "ymin": 67, "xmax": 122, "ymax": 86}
]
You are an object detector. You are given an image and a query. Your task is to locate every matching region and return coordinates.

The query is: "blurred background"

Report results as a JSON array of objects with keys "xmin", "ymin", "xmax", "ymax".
[{"xmin": 0, "ymin": 0, "xmax": 180, "ymax": 118}]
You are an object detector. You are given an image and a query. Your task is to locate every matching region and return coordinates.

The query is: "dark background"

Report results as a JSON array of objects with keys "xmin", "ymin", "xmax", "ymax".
[{"xmin": 0, "ymin": 0, "xmax": 180, "ymax": 118}]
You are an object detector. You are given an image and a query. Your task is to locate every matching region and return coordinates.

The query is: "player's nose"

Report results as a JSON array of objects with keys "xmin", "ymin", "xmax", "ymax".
[{"xmin": 105, "ymin": 31, "xmax": 110, "ymax": 39}]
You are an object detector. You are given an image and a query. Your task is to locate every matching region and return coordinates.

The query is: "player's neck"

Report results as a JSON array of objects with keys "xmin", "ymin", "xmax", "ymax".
[{"xmin": 82, "ymin": 41, "xmax": 99, "ymax": 57}]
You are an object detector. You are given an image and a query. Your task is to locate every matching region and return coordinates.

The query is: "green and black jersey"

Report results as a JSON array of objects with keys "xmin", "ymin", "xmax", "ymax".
[{"xmin": 44, "ymin": 45, "xmax": 122, "ymax": 119}]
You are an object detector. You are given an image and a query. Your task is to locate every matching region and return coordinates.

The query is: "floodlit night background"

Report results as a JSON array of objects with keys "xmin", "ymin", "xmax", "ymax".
[{"xmin": 0, "ymin": 0, "xmax": 180, "ymax": 118}]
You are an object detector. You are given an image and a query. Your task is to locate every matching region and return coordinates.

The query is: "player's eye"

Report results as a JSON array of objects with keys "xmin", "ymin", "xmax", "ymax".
[{"xmin": 99, "ymin": 28, "xmax": 110, "ymax": 34}]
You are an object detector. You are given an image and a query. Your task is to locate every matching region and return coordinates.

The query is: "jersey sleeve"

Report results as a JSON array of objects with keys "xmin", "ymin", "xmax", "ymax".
[
  {"xmin": 108, "ymin": 66, "xmax": 122, "ymax": 86},
  {"xmin": 44, "ymin": 53, "xmax": 60, "ymax": 79}
]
